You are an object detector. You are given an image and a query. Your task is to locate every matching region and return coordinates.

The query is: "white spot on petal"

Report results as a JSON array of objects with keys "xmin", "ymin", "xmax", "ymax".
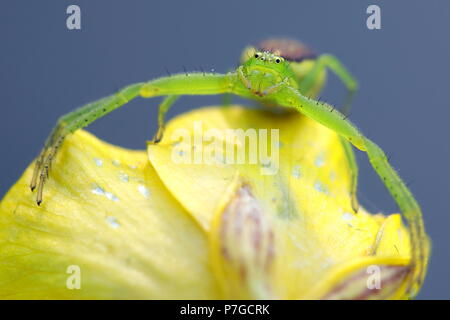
[
  {"xmin": 91, "ymin": 185, "xmax": 105, "ymax": 195},
  {"xmin": 342, "ymin": 212, "xmax": 354, "ymax": 221},
  {"xmin": 94, "ymin": 158, "xmax": 103, "ymax": 167},
  {"xmin": 314, "ymin": 181, "xmax": 328, "ymax": 194},
  {"xmin": 292, "ymin": 165, "xmax": 301, "ymax": 179},
  {"xmin": 119, "ymin": 172, "xmax": 129, "ymax": 182},
  {"xmin": 106, "ymin": 216, "xmax": 120, "ymax": 229},
  {"xmin": 138, "ymin": 184, "xmax": 150, "ymax": 198},
  {"xmin": 105, "ymin": 191, "xmax": 119, "ymax": 202},
  {"xmin": 315, "ymin": 153, "xmax": 325, "ymax": 167},
  {"xmin": 91, "ymin": 184, "xmax": 119, "ymax": 202}
]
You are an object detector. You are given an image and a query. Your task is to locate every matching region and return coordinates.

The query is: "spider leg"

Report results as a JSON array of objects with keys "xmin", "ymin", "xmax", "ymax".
[
  {"xmin": 272, "ymin": 86, "xmax": 429, "ymax": 298},
  {"xmin": 31, "ymin": 83, "xmax": 144, "ymax": 205},
  {"xmin": 152, "ymin": 95, "xmax": 179, "ymax": 143},
  {"xmin": 339, "ymin": 135, "xmax": 360, "ymax": 213},
  {"xmin": 299, "ymin": 54, "xmax": 358, "ymax": 115},
  {"xmin": 32, "ymin": 72, "xmax": 239, "ymax": 205}
]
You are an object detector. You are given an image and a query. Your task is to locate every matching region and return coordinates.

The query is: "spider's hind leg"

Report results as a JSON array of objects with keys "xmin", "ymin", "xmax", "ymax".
[
  {"xmin": 339, "ymin": 135, "xmax": 359, "ymax": 213},
  {"xmin": 299, "ymin": 54, "xmax": 358, "ymax": 115}
]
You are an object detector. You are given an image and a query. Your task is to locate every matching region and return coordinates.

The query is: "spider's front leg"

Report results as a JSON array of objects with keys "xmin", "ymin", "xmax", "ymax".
[
  {"xmin": 30, "ymin": 83, "xmax": 144, "ymax": 205},
  {"xmin": 339, "ymin": 136, "xmax": 360, "ymax": 213},
  {"xmin": 31, "ymin": 72, "xmax": 240, "ymax": 205},
  {"xmin": 271, "ymin": 85, "xmax": 429, "ymax": 298}
]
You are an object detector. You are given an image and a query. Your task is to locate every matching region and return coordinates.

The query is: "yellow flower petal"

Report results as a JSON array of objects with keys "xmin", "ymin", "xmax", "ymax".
[
  {"xmin": 0, "ymin": 105, "xmax": 422, "ymax": 299},
  {"xmin": 148, "ymin": 106, "xmax": 414, "ymax": 299},
  {"xmin": 0, "ymin": 130, "xmax": 217, "ymax": 299}
]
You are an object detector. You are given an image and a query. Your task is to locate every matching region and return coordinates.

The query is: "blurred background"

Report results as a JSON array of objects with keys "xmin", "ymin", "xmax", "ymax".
[{"xmin": 0, "ymin": 0, "xmax": 448, "ymax": 299}]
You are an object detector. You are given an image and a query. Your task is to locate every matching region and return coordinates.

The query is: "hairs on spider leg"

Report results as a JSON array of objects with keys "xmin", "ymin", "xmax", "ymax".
[
  {"xmin": 386, "ymin": 152, "xmax": 394, "ymax": 163},
  {"xmin": 314, "ymin": 96, "xmax": 321, "ymax": 105},
  {"xmin": 199, "ymin": 66, "xmax": 205, "ymax": 76},
  {"xmin": 164, "ymin": 66, "xmax": 172, "ymax": 77}
]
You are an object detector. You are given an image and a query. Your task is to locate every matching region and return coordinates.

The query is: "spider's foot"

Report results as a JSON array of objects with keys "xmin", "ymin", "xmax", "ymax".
[
  {"xmin": 30, "ymin": 156, "xmax": 44, "ymax": 192},
  {"xmin": 31, "ymin": 144, "xmax": 60, "ymax": 206},
  {"xmin": 35, "ymin": 160, "xmax": 49, "ymax": 206},
  {"xmin": 36, "ymin": 163, "xmax": 51, "ymax": 206},
  {"xmin": 351, "ymin": 194, "xmax": 360, "ymax": 214},
  {"xmin": 151, "ymin": 127, "xmax": 165, "ymax": 144}
]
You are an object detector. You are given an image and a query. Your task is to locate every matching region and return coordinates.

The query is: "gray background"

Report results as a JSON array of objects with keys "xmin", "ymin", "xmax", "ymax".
[{"xmin": 0, "ymin": 0, "xmax": 448, "ymax": 299}]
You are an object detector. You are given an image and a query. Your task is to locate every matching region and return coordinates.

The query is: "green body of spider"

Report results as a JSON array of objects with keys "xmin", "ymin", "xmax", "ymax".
[{"xmin": 29, "ymin": 38, "xmax": 428, "ymax": 299}]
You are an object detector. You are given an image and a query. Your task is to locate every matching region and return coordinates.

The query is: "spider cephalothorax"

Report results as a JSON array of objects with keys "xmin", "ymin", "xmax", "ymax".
[
  {"xmin": 239, "ymin": 51, "xmax": 298, "ymax": 97},
  {"xmin": 239, "ymin": 39, "xmax": 324, "ymax": 97}
]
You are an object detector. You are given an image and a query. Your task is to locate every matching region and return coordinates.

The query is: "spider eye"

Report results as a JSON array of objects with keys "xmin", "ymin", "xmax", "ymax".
[
  {"xmin": 254, "ymin": 52, "xmax": 261, "ymax": 58},
  {"xmin": 275, "ymin": 58, "xmax": 281, "ymax": 63}
]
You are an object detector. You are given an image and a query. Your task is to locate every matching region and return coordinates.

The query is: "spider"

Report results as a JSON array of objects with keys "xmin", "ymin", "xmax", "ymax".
[{"xmin": 29, "ymin": 38, "xmax": 428, "ymax": 298}]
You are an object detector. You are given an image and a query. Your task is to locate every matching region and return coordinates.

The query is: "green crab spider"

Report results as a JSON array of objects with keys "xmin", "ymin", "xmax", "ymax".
[
  {"xmin": 30, "ymin": 39, "xmax": 428, "ymax": 298},
  {"xmin": 158, "ymin": 39, "xmax": 360, "ymax": 210}
]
